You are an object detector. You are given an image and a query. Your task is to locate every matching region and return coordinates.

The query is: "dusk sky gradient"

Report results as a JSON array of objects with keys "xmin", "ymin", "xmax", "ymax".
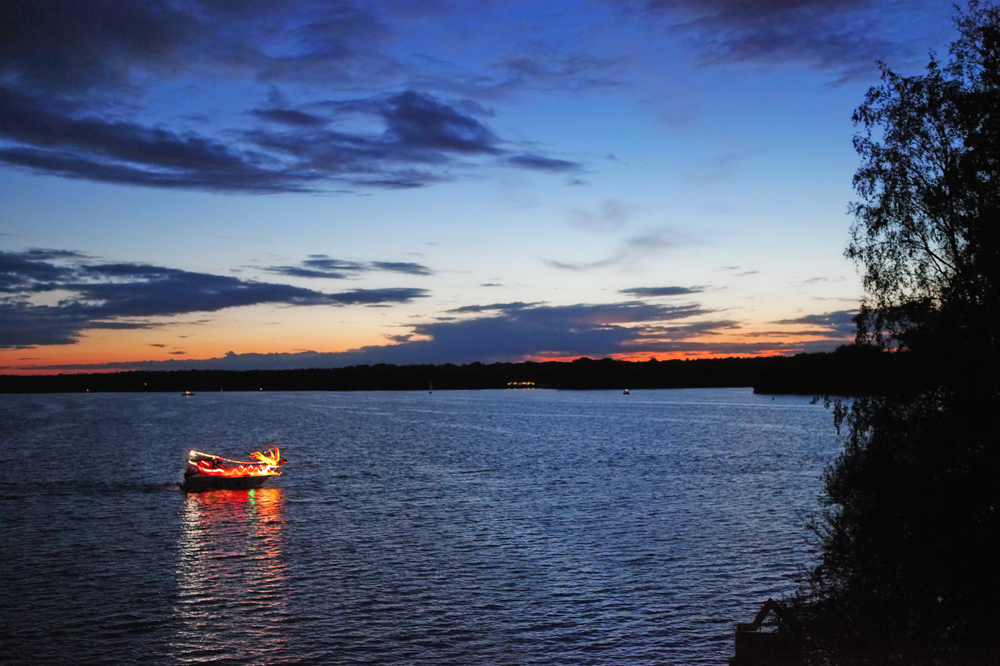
[{"xmin": 0, "ymin": 0, "xmax": 956, "ymax": 373}]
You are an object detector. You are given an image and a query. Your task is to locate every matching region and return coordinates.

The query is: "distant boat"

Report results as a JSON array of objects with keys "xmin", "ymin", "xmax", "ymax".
[
  {"xmin": 507, "ymin": 381, "xmax": 535, "ymax": 389},
  {"xmin": 179, "ymin": 447, "xmax": 286, "ymax": 492},
  {"xmin": 182, "ymin": 391, "xmax": 195, "ymax": 397},
  {"xmin": 623, "ymin": 388, "xmax": 630, "ymax": 395},
  {"xmin": 429, "ymin": 382, "xmax": 433, "ymax": 394}
]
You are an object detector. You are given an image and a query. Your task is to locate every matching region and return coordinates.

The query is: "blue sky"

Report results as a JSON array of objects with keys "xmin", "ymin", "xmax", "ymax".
[{"xmin": 0, "ymin": 0, "xmax": 956, "ymax": 372}]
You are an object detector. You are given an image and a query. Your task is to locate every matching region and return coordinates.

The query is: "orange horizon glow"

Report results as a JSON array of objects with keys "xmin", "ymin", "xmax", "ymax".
[
  {"xmin": 1, "ymin": 346, "xmax": 843, "ymax": 376},
  {"xmin": 0, "ymin": 314, "xmax": 853, "ymax": 375},
  {"xmin": 0, "ymin": 305, "xmax": 387, "ymax": 375},
  {"xmin": 3, "ymin": 349, "xmax": 834, "ymax": 375},
  {"xmin": 0, "ymin": 336, "xmax": 376, "ymax": 375}
]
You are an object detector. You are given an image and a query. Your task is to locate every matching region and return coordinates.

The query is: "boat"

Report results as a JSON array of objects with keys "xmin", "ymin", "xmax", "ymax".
[
  {"xmin": 179, "ymin": 446, "xmax": 286, "ymax": 492},
  {"xmin": 182, "ymin": 391, "xmax": 195, "ymax": 397},
  {"xmin": 623, "ymin": 388, "xmax": 630, "ymax": 395},
  {"xmin": 507, "ymin": 381, "xmax": 535, "ymax": 389}
]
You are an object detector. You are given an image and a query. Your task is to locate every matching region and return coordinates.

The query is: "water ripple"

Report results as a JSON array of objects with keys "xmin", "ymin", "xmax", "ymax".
[{"xmin": 0, "ymin": 389, "xmax": 837, "ymax": 665}]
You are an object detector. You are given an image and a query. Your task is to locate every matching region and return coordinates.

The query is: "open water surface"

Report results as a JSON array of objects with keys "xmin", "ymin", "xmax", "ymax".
[{"xmin": 0, "ymin": 388, "xmax": 837, "ymax": 665}]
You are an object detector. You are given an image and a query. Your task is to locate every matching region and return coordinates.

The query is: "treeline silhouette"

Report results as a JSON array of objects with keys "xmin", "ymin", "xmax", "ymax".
[{"xmin": 0, "ymin": 346, "xmax": 913, "ymax": 395}]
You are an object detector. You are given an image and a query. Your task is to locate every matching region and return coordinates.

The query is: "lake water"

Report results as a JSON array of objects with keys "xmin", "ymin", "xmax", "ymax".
[{"xmin": 0, "ymin": 388, "xmax": 838, "ymax": 665}]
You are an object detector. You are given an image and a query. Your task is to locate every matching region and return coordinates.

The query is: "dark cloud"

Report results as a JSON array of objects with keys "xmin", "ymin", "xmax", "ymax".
[
  {"xmin": 0, "ymin": 0, "xmax": 196, "ymax": 94},
  {"xmin": 620, "ymin": 286, "xmax": 704, "ymax": 297},
  {"xmin": 376, "ymin": 90, "xmax": 499, "ymax": 156},
  {"xmin": 771, "ymin": 310, "xmax": 857, "ymax": 338},
  {"xmin": 263, "ymin": 266, "xmax": 358, "ymax": 280},
  {"xmin": 0, "ymin": 0, "xmax": 942, "ymax": 194},
  {"xmin": 0, "ymin": 247, "xmax": 83, "ymax": 290},
  {"xmin": 635, "ymin": 0, "xmax": 942, "ymax": 78},
  {"xmin": 369, "ymin": 262, "xmax": 434, "ymax": 276},
  {"xmin": 639, "ymin": 319, "xmax": 741, "ymax": 337},
  {"xmin": 250, "ymin": 90, "xmax": 513, "ymax": 185},
  {"xmin": 332, "ymin": 288, "xmax": 428, "ymax": 305},
  {"xmin": 0, "ymin": 85, "xmax": 523, "ymax": 192},
  {"xmin": 0, "ymin": 86, "xmax": 317, "ymax": 193},
  {"xmin": 0, "ymin": 0, "xmax": 584, "ymax": 193},
  {"xmin": 0, "ymin": 0, "xmax": 390, "ymax": 95},
  {"xmin": 1, "ymin": 85, "xmax": 584, "ymax": 192},
  {"xmin": 251, "ymin": 108, "xmax": 329, "ymax": 128},
  {"xmin": 508, "ymin": 301, "xmax": 707, "ymax": 326},
  {"xmin": 347, "ymin": 300, "xmax": 716, "ymax": 362},
  {"xmin": 300, "ymin": 256, "xmax": 365, "ymax": 276},
  {"xmin": 0, "ymin": 249, "xmax": 429, "ymax": 348},
  {"xmin": 506, "ymin": 154, "xmax": 582, "ymax": 173},
  {"xmin": 263, "ymin": 255, "xmax": 434, "ymax": 279},
  {"xmin": 1, "ymin": 302, "xmax": 99, "ymax": 347},
  {"xmin": 447, "ymin": 302, "xmax": 541, "ymax": 314}
]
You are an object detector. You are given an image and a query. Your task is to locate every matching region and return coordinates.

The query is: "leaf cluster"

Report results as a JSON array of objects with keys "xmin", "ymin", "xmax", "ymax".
[{"xmin": 849, "ymin": 0, "xmax": 1000, "ymax": 354}]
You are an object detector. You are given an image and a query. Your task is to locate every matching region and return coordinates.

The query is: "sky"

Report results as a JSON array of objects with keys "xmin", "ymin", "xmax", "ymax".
[{"xmin": 0, "ymin": 0, "xmax": 957, "ymax": 374}]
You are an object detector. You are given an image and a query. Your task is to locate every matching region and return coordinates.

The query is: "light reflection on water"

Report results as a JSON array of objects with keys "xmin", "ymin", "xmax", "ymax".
[
  {"xmin": 173, "ymin": 488, "xmax": 289, "ymax": 662},
  {"xmin": 0, "ymin": 388, "xmax": 838, "ymax": 665}
]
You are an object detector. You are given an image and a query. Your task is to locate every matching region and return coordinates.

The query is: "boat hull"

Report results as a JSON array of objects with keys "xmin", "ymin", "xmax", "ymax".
[{"xmin": 179, "ymin": 473, "xmax": 278, "ymax": 492}]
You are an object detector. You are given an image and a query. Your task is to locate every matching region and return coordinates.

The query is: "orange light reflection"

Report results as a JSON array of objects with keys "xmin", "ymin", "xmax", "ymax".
[{"xmin": 174, "ymin": 487, "xmax": 289, "ymax": 660}]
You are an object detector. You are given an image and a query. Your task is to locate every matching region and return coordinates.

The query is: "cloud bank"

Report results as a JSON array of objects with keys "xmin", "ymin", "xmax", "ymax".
[
  {"xmin": 0, "ymin": 249, "xmax": 428, "ymax": 348},
  {"xmin": 11, "ymin": 276, "xmax": 856, "ymax": 370}
]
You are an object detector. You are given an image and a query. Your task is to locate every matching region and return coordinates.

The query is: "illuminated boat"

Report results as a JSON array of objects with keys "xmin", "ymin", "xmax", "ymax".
[{"xmin": 180, "ymin": 447, "xmax": 286, "ymax": 492}]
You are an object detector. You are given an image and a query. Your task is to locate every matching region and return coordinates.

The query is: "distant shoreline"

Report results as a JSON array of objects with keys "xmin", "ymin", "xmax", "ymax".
[{"xmin": 0, "ymin": 348, "xmax": 911, "ymax": 395}]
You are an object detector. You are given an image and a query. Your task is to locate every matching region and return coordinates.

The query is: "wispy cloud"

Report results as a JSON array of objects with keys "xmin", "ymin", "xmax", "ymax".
[
  {"xmin": 543, "ymin": 228, "xmax": 689, "ymax": 271},
  {"xmin": 506, "ymin": 154, "xmax": 581, "ymax": 173},
  {"xmin": 770, "ymin": 310, "xmax": 857, "ymax": 338},
  {"xmin": 568, "ymin": 199, "xmax": 632, "ymax": 232},
  {"xmin": 620, "ymin": 286, "xmax": 705, "ymax": 297},
  {"xmin": 262, "ymin": 255, "xmax": 434, "ymax": 279}
]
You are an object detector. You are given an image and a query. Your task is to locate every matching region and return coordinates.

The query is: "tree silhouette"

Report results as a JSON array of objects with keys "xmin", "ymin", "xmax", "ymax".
[{"xmin": 804, "ymin": 1, "xmax": 1000, "ymax": 650}]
